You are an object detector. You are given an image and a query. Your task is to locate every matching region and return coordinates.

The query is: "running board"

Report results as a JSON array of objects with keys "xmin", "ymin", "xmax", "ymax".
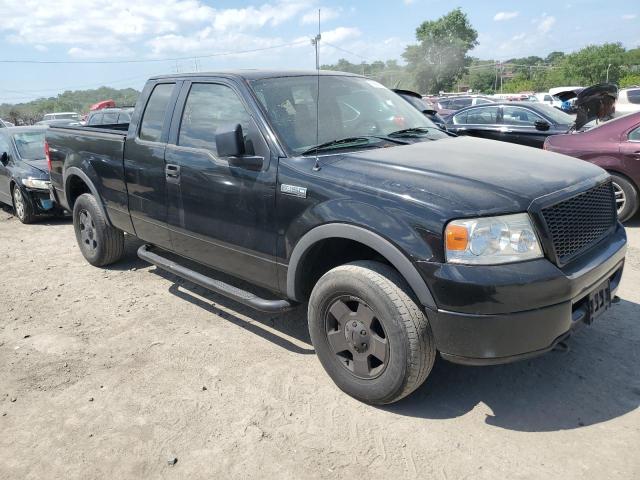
[{"xmin": 137, "ymin": 244, "xmax": 294, "ymax": 313}]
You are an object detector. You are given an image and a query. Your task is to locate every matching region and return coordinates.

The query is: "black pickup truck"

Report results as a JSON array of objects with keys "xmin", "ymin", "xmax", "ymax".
[{"xmin": 46, "ymin": 71, "xmax": 627, "ymax": 404}]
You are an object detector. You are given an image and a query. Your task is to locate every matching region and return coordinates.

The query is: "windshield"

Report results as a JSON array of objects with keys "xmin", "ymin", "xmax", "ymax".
[
  {"xmin": 250, "ymin": 75, "xmax": 446, "ymax": 154},
  {"xmin": 536, "ymin": 104, "xmax": 574, "ymax": 124},
  {"xmin": 13, "ymin": 131, "xmax": 45, "ymax": 160}
]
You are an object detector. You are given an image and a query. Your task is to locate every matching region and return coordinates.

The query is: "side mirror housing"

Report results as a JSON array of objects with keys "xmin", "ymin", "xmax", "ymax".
[
  {"xmin": 216, "ymin": 123, "xmax": 245, "ymax": 158},
  {"xmin": 215, "ymin": 123, "xmax": 263, "ymax": 171},
  {"xmin": 535, "ymin": 120, "xmax": 551, "ymax": 131},
  {"xmin": 0, "ymin": 152, "xmax": 8, "ymax": 165}
]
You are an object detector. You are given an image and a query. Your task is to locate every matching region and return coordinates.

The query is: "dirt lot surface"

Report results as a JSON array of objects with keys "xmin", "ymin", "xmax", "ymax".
[{"xmin": 0, "ymin": 205, "xmax": 639, "ymax": 479}]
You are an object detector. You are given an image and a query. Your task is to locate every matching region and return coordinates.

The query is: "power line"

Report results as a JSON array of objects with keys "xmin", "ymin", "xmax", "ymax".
[
  {"xmin": 0, "ymin": 40, "xmax": 308, "ymax": 65},
  {"xmin": 323, "ymin": 42, "xmax": 369, "ymax": 61}
]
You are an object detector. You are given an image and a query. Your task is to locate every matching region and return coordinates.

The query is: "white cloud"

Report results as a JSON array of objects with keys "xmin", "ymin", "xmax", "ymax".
[
  {"xmin": 301, "ymin": 7, "xmax": 341, "ymax": 25},
  {"xmin": 537, "ymin": 15, "xmax": 556, "ymax": 34},
  {"xmin": 403, "ymin": 0, "xmax": 416, "ymax": 5},
  {"xmin": 493, "ymin": 11, "xmax": 519, "ymax": 21},
  {"xmin": 621, "ymin": 14, "xmax": 637, "ymax": 20},
  {"xmin": 321, "ymin": 26, "xmax": 361, "ymax": 44}
]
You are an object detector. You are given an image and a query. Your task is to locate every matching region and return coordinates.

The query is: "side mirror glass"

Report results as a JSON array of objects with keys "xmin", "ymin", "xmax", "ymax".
[
  {"xmin": 0, "ymin": 152, "xmax": 8, "ymax": 165},
  {"xmin": 534, "ymin": 120, "xmax": 551, "ymax": 131},
  {"xmin": 216, "ymin": 123, "xmax": 245, "ymax": 158}
]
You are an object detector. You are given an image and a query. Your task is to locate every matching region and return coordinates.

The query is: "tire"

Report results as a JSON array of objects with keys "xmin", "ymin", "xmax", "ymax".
[
  {"xmin": 610, "ymin": 173, "xmax": 639, "ymax": 222},
  {"xmin": 12, "ymin": 184, "xmax": 35, "ymax": 224},
  {"xmin": 72, "ymin": 193, "xmax": 124, "ymax": 266},
  {"xmin": 308, "ymin": 260, "xmax": 436, "ymax": 405}
]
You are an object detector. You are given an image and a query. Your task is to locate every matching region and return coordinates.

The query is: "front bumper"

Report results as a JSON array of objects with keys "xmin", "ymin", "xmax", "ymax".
[
  {"xmin": 25, "ymin": 187, "xmax": 55, "ymax": 213},
  {"xmin": 419, "ymin": 223, "xmax": 627, "ymax": 365}
]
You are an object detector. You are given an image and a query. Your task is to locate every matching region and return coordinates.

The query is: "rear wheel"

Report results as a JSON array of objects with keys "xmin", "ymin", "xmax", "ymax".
[
  {"xmin": 610, "ymin": 173, "xmax": 639, "ymax": 222},
  {"xmin": 12, "ymin": 185, "xmax": 35, "ymax": 224},
  {"xmin": 72, "ymin": 193, "xmax": 124, "ymax": 266},
  {"xmin": 308, "ymin": 260, "xmax": 436, "ymax": 405}
]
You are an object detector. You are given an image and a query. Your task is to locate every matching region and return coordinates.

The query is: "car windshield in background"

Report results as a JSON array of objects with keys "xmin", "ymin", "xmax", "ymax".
[
  {"xmin": 13, "ymin": 131, "xmax": 45, "ymax": 160},
  {"xmin": 536, "ymin": 104, "xmax": 575, "ymax": 124},
  {"xmin": 250, "ymin": 75, "xmax": 446, "ymax": 154}
]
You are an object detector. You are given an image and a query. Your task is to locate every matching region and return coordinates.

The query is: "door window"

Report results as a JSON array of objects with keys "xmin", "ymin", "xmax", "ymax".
[
  {"xmin": 0, "ymin": 136, "xmax": 11, "ymax": 160},
  {"xmin": 139, "ymin": 83, "xmax": 174, "ymax": 142},
  {"xmin": 626, "ymin": 89, "xmax": 640, "ymax": 105},
  {"xmin": 88, "ymin": 114, "xmax": 103, "ymax": 125},
  {"xmin": 462, "ymin": 106, "xmax": 499, "ymax": 125},
  {"xmin": 178, "ymin": 83, "xmax": 252, "ymax": 154},
  {"xmin": 102, "ymin": 112, "xmax": 118, "ymax": 124},
  {"xmin": 452, "ymin": 98, "xmax": 472, "ymax": 109},
  {"xmin": 502, "ymin": 106, "xmax": 543, "ymax": 126},
  {"xmin": 629, "ymin": 126, "xmax": 640, "ymax": 141}
]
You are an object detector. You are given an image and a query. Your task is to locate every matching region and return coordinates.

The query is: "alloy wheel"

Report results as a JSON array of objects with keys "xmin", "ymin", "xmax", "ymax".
[
  {"xmin": 324, "ymin": 296, "xmax": 389, "ymax": 379},
  {"xmin": 13, "ymin": 187, "xmax": 25, "ymax": 220},
  {"xmin": 612, "ymin": 181, "xmax": 626, "ymax": 216}
]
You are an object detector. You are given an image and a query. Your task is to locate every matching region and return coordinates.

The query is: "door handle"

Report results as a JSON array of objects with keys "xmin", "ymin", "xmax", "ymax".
[{"xmin": 165, "ymin": 164, "xmax": 180, "ymax": 179}]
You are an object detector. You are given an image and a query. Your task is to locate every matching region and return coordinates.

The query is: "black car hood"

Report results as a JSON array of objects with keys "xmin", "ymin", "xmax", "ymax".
[
  {"xmin": 323, "ymin": 136, "xmax": 606, "ymax": 217},
  {"xmin": 21, "ymin": 158, "xmax": 48, "ymax": 174}
]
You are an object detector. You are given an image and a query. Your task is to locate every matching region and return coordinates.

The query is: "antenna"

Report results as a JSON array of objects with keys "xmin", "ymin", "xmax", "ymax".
[{"xmin": 312, "ymin": 9, "xmax": 321, "ymax": 171}]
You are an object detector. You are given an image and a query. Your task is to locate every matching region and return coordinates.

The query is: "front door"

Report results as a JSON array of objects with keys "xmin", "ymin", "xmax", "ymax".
[
  {"xmin": 164, "ymin": 80, "xmax": 278, "ymax": 290},
  {"xmin": 0, "ymin": 134, "xmax": 13, "ymax": 204},
  {"xmin": 124, "ymin": 81, "xmax": 179, "ymax": 249}
]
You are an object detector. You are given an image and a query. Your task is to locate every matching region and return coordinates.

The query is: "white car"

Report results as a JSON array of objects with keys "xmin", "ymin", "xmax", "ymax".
[
  {"xmin": 616, "ymin": 87, "xmax": 640, "ymax": 116},
  {"xmin": 535, "ymin": 92, "xmax": 563, "ymax": 108}
]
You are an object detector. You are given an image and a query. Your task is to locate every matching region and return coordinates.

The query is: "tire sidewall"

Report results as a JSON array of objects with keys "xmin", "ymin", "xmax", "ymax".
[
  {"xmin": 308, "ymin": 268, "xmax": 412, "ymax": 404},
  {"xmin": 611, "ymin": 174, "xmax": 639, "ymax": 222},
  {"xmin": 12, "ymin": 185, "xmax": 33, "ymax": 224},
  {"xmin": 73, "ymin": 194, "xmax": 106, "ymax": 266}
]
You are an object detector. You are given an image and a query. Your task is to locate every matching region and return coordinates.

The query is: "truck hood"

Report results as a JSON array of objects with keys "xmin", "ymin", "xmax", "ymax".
[{"xmin": 323, "ymin": 136, "xmax": 606, "ymax": 218}]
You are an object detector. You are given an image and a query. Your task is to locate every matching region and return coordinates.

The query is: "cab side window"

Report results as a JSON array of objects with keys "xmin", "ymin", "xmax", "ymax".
[
  {"xmin": 178, "ymin": 83, "xmax": 252, "ymax": 154},
  {"xmin": 139, "ymin": 83, "xmax": 174, "ymax": 142}
]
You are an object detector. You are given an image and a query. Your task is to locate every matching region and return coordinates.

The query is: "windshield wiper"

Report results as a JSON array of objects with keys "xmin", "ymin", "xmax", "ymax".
[
  {"xmin": 300, "ymin": 135, "xmax": 407, "ymax": 156},
  {"xmin": 388, "ymin": 127, "xmax": 437, "ymax": 137}
]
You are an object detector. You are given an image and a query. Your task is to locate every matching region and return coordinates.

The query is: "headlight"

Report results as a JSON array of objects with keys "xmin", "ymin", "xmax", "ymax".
[
  {"xmin": 21, "ymin": 177, "xmax": 50, "ymax": 190},
  {"xmin": 445, "ymin": 213, "xmax": 543, "ymax": 264}
]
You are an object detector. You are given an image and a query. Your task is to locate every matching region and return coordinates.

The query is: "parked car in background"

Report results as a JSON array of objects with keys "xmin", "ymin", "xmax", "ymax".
[
  {"xmin": 616, "ymin": 87, "xmax": 640, "ymax": 117},
  {"xmin": 36, "ymin": 119, "xmax": 82, "ymax": 127},
  {"xmin": 0, "ymin": 126, "xmax": 58, "ymax": 223},
  {"xmin": 544, "ymin": 112, "xmax": 640, "ymax": 221},
  {"xmin": 436, "ymin": 95, "xmax": 495, "ymax": 116},
  {"xmin": 42, "ymin": 112, "xmax": 81, "ymax": 122},
  {"xmin": 86, "ymin": 107, "xmax": 134, "ymax": 126},
  {"xmin": 392, "ymin": 89, "xmax": 447, "ymax": 130},
  {"xmin": 445, "ymin": 101, "xmax": 575, "ymax": 148},
  {"xmin": 535, "ymin": 92, "xmax": 563, "ymax": 108}
]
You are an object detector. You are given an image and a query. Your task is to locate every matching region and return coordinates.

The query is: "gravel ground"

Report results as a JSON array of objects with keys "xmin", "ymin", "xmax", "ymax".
[{"xmin": 0, "ymin": 204, "xmax": 639, "ymax": 480}]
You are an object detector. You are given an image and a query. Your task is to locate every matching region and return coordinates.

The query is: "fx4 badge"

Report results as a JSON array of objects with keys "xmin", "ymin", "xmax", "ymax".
[{"xmin": 280, "ymin": 184, "xmax": 307, "ymax": 198}]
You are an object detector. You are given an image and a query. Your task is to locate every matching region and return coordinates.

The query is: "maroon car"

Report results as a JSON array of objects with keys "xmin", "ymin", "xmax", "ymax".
[{"xmin": 544, "ymin": 112, "xmax": 640, "ymax": 221}]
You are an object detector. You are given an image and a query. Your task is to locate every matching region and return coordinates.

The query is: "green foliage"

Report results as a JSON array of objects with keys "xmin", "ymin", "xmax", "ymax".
[
  {"xmin": 402, "ymin": 8, "xmax": 478, "ymax": 94},
  {"xmin": 619, "ymin": 73, "xmax": 640, "ymax": 88},
  {"xmin": 0, "ymin": 87, "xmax": 140, "ymax": 125},
  {"xmin": 561, "ymin": 43, "xmax": 626, "ymax": 84}
]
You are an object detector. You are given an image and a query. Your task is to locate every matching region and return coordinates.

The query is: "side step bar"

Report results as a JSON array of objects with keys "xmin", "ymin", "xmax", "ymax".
[{"xmin": 137, "ymin": 244, "xmax": 294, "ymax": 313}]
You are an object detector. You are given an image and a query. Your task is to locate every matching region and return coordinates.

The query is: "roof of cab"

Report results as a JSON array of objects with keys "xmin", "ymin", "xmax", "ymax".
[{"xmin": 148, "ymin": 70, "xmax": 362, "ymax": 81}]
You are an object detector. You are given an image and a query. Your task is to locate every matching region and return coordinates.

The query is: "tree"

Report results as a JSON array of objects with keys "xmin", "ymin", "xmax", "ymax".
[
  {"xmin": 545, "ymin": 51, "xmax": 565, "ymax": 64},
  {"xmin": 402, "ymin": 8, "xmax": 478, "ymax": 94},
  {"xmin": 561, "ymin": 43, "xmax": 626, "ymax": 84}
]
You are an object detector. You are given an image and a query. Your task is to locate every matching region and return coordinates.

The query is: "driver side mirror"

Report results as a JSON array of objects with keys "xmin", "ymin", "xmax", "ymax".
[
  {"xmin": 534, "ymin": 120, "xmax": 551, "ymax": 131},
  {"xmin": 0, "ymin": 152, "xmax": 8, "ymax": 166},
  {"xmin": 215, "ymin": 123, "xmax": 263, "ymax": 171}
]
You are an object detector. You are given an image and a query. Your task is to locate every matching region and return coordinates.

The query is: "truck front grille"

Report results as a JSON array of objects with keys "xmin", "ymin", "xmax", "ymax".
[{"xmin": 540, "ymin": 181, "xmax": 616, "ymax": 265}]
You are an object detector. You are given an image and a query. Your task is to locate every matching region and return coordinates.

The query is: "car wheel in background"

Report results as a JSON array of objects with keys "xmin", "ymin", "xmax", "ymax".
[
  {"xmin": 308, "ymin": 260, "xmax": 436, "ymax": 405},
  {"xmin": 72, "ymin": 193, "xmax": 124, "ymax": 266},
  {"xmin": 610, "ymin": 173, "xmax": 639, "ymax": 222},
  {"xmin": 12, "ymin": 185, "xmax": 35, "ymax": 224}
]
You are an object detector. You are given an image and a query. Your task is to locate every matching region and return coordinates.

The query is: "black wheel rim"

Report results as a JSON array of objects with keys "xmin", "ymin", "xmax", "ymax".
[
  {"xmin": 612, "ymin": 181, "xmax": 626, "ymax": 216},
  {"xmin": 78, "ymin": 209, "xmax": 98, "ymax": 253},
  {"xmin": 324, "ymin": 296, "xmax": 389, "ymax": 379}
]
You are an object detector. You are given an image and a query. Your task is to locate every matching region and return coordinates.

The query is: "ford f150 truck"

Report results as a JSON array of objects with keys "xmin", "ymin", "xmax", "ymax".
[{"xmin": 46, "ymin": 71, "xmax": 627, "ymax": 404}]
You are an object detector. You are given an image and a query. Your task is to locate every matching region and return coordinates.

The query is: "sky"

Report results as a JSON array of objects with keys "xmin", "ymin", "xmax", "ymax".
[{"xmin": 0, "ymin": 0, "xmax": 638, "ymax": 104}]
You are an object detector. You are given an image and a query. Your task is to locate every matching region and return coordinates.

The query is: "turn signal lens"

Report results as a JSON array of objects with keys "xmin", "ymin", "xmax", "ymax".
[{"xmin": 445, "ymin": 224, "xmax": 468, "ymax": 251}]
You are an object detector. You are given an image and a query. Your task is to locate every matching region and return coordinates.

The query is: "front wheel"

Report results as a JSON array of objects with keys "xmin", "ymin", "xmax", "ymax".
[
  {"xmin": 308, "ymin": 261, "xmax": 436, "ymax": 405},
  {"xmin": 610, "ymin": 173, "xmax": 639, "ymax": 222},
  {"xmin": 12, "ymin": 185, "xmax": 35, "ymax": 224},
  {"xmin": 72, "ymin": 193, "xmax": 124, "ymax": 266}
]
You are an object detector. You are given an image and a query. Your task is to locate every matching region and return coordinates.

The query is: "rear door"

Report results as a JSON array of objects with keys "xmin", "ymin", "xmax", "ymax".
[
  {"xmin": 164, "ymin": 79, "xmax": 279, "ymax": 290},
  {"xmin": 449, "ymin": 105, "xmax": 503, "ymax": 141},
  {"xmin": 124, "ymin": 81, "xmax": 180, "ymax": 249}
]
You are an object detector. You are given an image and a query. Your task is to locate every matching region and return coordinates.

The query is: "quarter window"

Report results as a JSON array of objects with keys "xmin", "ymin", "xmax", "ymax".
[
  {"xmin": 139, "ymin": 83, "xmax": 174, "ymax": 142},
  {"xmin": 178, "ymin": 83, "xmax": 252, "ymax": 154},
  {"xmin": 629, "ymin": 126, "xmax": 640, "ymax": 141},
  {"xmin": 462, "ymin": 106, "xmax": 499, "ymax": 124}
]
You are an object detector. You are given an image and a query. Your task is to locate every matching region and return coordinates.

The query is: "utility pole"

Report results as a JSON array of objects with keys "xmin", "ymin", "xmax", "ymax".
[
  {"xmin": 310, "ymin": 9, "xmax": 321, "ymax": 70},
  {"xmin": 606, "ymin": 63, "xmax": 612, "ymax": 83}
]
